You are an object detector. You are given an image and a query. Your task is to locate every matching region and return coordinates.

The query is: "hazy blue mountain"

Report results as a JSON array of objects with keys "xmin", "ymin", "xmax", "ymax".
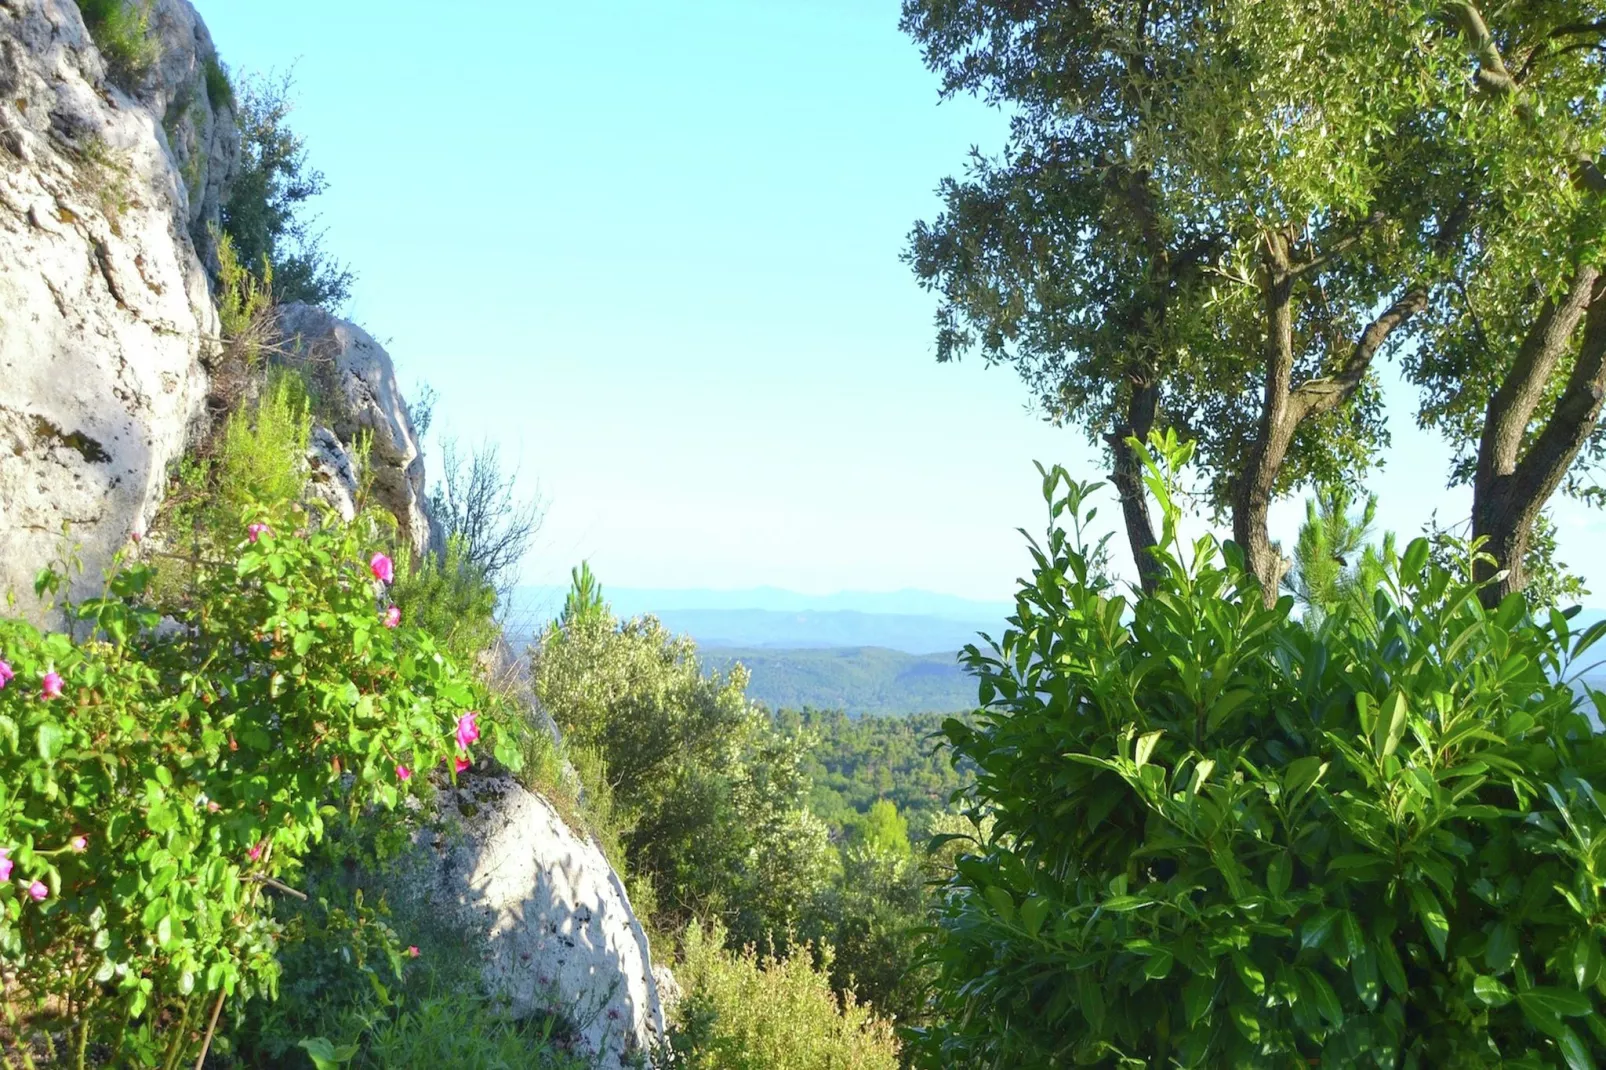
[
  {"xmin": 504, "ymin": 585, "xmax": 1010, "ymax": 654},
  {"xmin": 702, "ymin": 646, "xmax": 975, "ymax": 717}
]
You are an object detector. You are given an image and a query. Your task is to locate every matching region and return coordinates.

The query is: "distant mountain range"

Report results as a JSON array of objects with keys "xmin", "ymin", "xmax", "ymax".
[{"xmin": 504, "ymin": 585, "xmax": 1011, "ymax": 655}]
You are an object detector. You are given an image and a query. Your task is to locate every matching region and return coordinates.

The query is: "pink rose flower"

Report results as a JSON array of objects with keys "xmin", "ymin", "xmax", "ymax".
[
  {"xmin": 384, "ymin": 605, "xmax": 402, "ymax": 629},
  {"xmin": 69, "ymin": 835, "xmax": 87, "ymax": 852},
  {"xmin": 369, "ymin": 552, "xmax": 394, "ymax": 585},
  {"xmin": 456, "ymin": 711, "xmax": 480, "ymax": 750},
  {"xmin": 247, "ymin": 841, "xmax": 264, "ymax": 862},
  {"xmin": 454, "ymin": 754, "xmax": 472, "ymax": 774},
  {"xmin": 396, "ymin": 763, "xmax": 412, "ymax": 782},
  {"xmin": 40, "ymin": 671, "xmax": 62, "ymax": 700},
  {"xmin": 0, "ymin": 660, "xmax": 13, "ymax": 689},
  {"xmin": 26, "ymin": 881, "xmax": 46, "ymax": 902},
  {"xmin": 247, "ymin": 523, "xmax": 271, "ymax": 543},
  {"xmin": 407, "ymin": 945, "xmax": 420, "ymax": 958},
  {"xmin": 0, "ymin": 848, "xmax": 12, "ymax": 882},
  {"xmin": 130, "ymin": 530, "xmax": 142, "ymax": 543}
]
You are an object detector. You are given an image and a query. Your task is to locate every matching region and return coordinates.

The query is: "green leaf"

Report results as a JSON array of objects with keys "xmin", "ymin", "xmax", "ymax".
[
  {"xmin": 1301, "ymin": 908, "xmax": 1340, "ymax": 951},
  {"xmin": 36, "ymin": 722, "xmax": 65, "ymax": 762},
  {"xmin": 1302, "ymin": 968, "xmax": 1343, "ymax": 1028},
  {"xmin": 1407, "ymin": 883, "xmax": 1449, "ymax": 958},
  {"xmin": 1134, "ymin": 729, "xmax": 1163, "ymax": 766},
  {"xmin": 1474, "ymin": 975, "xmax": 1514, "ymax": 1007},
  {"xmin": 292, "ymin": 630, "xmax": 314, "ymax": 656},
  {"xmin": 1486, "ymin": 921, "xmax": 1518, "ymax": 975},
  {"xmin": 299, "ymin": 1037, "xmax": 358, "ymax": 1070},
  {"xmin": 1574, "ymin": 937, "xmax": 1602, "ymax": 989},
  {"xmin": 1559, "ymin": 1026, "xmax": 1598, "ymax": 1070},
  {"xmin": 265, "ymin": 582, "xmax": 289, "ymax": 603},
  {"xmin": 1019, "ymin": 896, "xmax": 1051, "ymax": 937},
  {"xmin": 1267, "ymin": 851, "xmax": 1291, "ymax": 898},
  {"xmin": 983, "ymin": 885, "xmax": 1015, "ymax": 922},
  {"xmin": 1377, "ymin": 933, "xmax": 1408, "ymax": 996}
]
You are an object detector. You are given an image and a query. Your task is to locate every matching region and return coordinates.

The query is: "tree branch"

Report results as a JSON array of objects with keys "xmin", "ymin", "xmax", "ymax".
[
  {"xmin": 1508, "ymin": 279, "xmax": 1606, "ymax": 507},
  {"xmin": 1446, "ymin": 1, "xmax": 1519, "ymax": 96},
  {"xmin": 1477, "ymin": 266, "xmax": 1600, "ymax": 485}
]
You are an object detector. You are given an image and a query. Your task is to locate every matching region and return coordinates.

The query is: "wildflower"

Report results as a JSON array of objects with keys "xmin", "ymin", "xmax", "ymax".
[
  {"xmin": 207, "ymin": 801, "xmax": 221, "ymax": 813},
  {"xmin": 456, "ymin": 711, "xmax": 480, "ymax": 750},
  {"xmin": 369, "ymin": 552, "xmax": 394, "ymax": 584},
  {"xmin": 247, "ymin": 841, "xmax": 264, "ymax": 862},
  {"xmin": 396, "ymin": 763, "xmax": 412, "ymax": 782},
  {"xmin": 0, "ymin": 660, "xmax": 13, "ymax": 689},
  {"xmin": 384, "ymin": 605, "xmax": 402, "ymax": 629},
  {"xmin": 454, "ymin": 754, "xmax": 472, "ymax": 774},
  {"xmin": 70, "ymin": 835, "xmax": 87, "ymax": 852},
  {"xmin": 407, "ymin": 945, "xmax": 420, "ymax": 958},
  {"xmin": 26, "ymin": 881, "xmax": 46, "ymax": 902},
  {"xmin": 247, "ymin": 522, "xmax": 271, "ymax": 543},
  {"xmin": 130, "ymin": 530, "xmax": 142, "ymax": 543},
  {"xmin": 0, "ymin": 848, "xmax": 12, "ymax": 882},
  {"xmin": 40, "ymin": 671, "xmax": 62, "ymax": 700}
]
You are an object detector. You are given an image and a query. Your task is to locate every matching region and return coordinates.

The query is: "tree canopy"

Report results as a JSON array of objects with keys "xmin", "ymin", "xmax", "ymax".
[{"xmin": 905, "ymin": 0, "xmax": 1606, "ymax": 602}]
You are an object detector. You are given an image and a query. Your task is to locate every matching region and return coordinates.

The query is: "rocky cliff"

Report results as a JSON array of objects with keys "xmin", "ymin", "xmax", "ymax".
[{"xmin": 0, "ymin": 3, "xmax": 663, "ymax": 1062}]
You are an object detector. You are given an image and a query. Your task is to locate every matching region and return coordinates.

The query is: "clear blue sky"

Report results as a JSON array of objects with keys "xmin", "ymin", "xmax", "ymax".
[{"xmin": 198, "ymin": 0, "xmax": 1606, "ymax": 604}]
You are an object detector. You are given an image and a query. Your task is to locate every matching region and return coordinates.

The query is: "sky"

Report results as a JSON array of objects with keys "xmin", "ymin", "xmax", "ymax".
[{"xmin": 197, "ymin": 0, "xmax": 1606, "ymax": 604}]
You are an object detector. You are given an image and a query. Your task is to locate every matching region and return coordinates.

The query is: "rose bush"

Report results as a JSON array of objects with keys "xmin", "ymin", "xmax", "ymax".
[{"xmin": 0, "ymin": 498, "xmax": 522, "ymax": 1067}]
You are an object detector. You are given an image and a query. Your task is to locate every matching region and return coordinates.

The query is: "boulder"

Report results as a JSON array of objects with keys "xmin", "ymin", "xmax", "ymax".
[
  {"xmin": 0, "ymin": 0, "xmax": 223, "ymax": 622},
  {"xmin": 392, "ymin": 774, "xmax": 667, "ymax": 1069},
  {"xmin": 276, "ymin": 303, "xmax": 434, "ymax": 556}
]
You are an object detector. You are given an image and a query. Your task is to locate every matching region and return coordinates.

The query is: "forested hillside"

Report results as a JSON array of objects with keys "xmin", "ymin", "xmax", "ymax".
[{"xmin": 704, "ymin": 647, "xmax": 973, "ymax": 717}]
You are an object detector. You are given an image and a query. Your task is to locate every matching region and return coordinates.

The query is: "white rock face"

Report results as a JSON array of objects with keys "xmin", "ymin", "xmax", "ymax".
[
  {"xmin": 0, "ymin": 0, "xmax": 224, "ymax": 620},
  {"xmin": 396, "ymin": 774, "xmax": 667, "ymax": 1069},
  {"xmin": 276, "ymin": 303, "xmax": 435, "ymax": 556}
]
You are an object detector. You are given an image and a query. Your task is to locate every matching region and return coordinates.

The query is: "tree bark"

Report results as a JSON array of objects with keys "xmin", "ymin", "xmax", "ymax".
[
  {"xmin": 1233, "ymin": 232, "xmax": 1431, "ymax": 604},
  {"xmin": 1108, "ymin": 381, "xmax": 1163, "ymax": 591},
  {"xmin": 1472, "ymin": 269, "xmax": 1606, "ymax": 605}
]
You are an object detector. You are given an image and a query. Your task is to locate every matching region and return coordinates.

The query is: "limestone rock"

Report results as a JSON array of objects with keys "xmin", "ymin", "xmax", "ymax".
[
  {"xmin": 276, "ymin": 303, "xmax": 434, "ymax": 556},
  {"xmin": 393, "ymin": 774, "xmax": 667, "ymax": 1069},
  {"xmin": 0, "ymin": 0, "xmax": 222, "ymax": 621}
]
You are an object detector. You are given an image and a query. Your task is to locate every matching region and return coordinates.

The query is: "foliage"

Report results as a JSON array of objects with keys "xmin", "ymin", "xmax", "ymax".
[
  {"xmin": 703, "ymin": 648, "xmax": 974, "ymax": 718},
  {"xmin": 917, "ymin": 433, "xmax": 1606, "ymax": 1068},
  {"xmin": 533, "ymin": 581, "xmax": 832, "ymax": 949},
  {"xmin": 0, "ymin": 491, "xmax": 523, "ymax": 1068},
  {"xmin": 427, "ymin": 439, "xmax": 542, "ymax": 599},
  {"xmin": 232, "ymin": 874, "xmax": 587, "ymax": 1070},
  {"xmin": 222, "ymin": 72, "xmax": 353, "ymax": 309},
  {"xmin": 1282, "ymin": 485, "xmax": 1397, "ymax": 625},
  {"xmin": 1427, "ymin": 510, "xmax": 1591, "ymax": 613},
  {"xmin": 204, "ymin": 58, "xmax": 235, "ymax": 113},
  {"xmin": 670, "ymin": 921, "xmax": 900, "ymax": 1070},
  {"xmin": 901, "ymin": 0, "xmax": 1606, "ymax": 598},
  {"xmin": 856, "ymin": 800, "xmax": 911, "ymax": 858},
  {"xmin": 802, "ymin": 841, "xmax": 932, "ymax": 1031},
  {"xmin": 76, "ymin": 0, "xmax": 157, "ymax": 88},
  {"xmin": 782, "ymin": 709, "xmax": 972, "ymax": 841},
  {"xmin": 389, "ymin": 535, "xmax": 501, "ymax": 666}
]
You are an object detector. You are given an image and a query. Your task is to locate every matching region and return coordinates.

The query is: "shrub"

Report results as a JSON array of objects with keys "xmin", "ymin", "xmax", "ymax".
[
  {"xmin": 0, "ymin": 495, "xmax": 524, "ymax": 1067},
  {"xmin": 534, "ymin": 592, "xmax": 834, "ymax": 947},
  {"xmin": 76, "ymin": 0, "xmax": 158, "ymax": 88},
  {"xmin": 223, "ymin": 73, "xmax": 352, "ymax": 308},
  {"xmin": 917, "ymin": 434, "xmax": 1606, "ymax": 1067},
  {"xmin": 205, "ymin": 57, "xmax": 235, "ymax": 113},
  {"xmin": 670, "ymin": 921, "xmax": 900, "ymax": 1070}
]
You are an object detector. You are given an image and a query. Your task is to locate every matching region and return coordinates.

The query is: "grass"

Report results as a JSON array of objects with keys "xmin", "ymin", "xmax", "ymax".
[
  {"xmin": 76, "ymin": 0, "xmax": 159, "ymax": 87},
  {"xmin": 205, "ymin": 57, "xmax": 236, "ymax": 112}
]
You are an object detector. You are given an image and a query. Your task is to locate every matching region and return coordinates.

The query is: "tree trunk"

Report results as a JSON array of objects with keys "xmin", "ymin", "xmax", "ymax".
[
  {"xmin": 1108, "ymin": 382, "xmax": 1162, "ymax": 591},
  {"xmin": 1234, "ymin": 233, "xmax": 1299, "ymax": 604},
  {"xmin": 1472, "ymin": 269, "xmax": 1606, "ymax": 606}
]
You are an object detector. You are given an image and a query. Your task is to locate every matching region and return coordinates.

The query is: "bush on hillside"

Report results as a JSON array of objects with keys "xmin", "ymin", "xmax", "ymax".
[
  {"xmin": 670, "ymin": 921, "xmax": 900, "ymax": 1070},
  {"xmin": 917, "ymin": 433, "xmax": 1606, "ymax": 1068},
  {"xmin": 223, "ymin": 73, "xmax": 352, "ymax": 308},
  {"xmin": 533, "ymin": 584, "xmax": 833, "ymax": 947},
  {"xmin": 0, "ymin": 490, "xmax": 522, "ymax": 1067},
  {"xmin": 76, "ymin": 0, "xmax": 158, "ymax": 88}
]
